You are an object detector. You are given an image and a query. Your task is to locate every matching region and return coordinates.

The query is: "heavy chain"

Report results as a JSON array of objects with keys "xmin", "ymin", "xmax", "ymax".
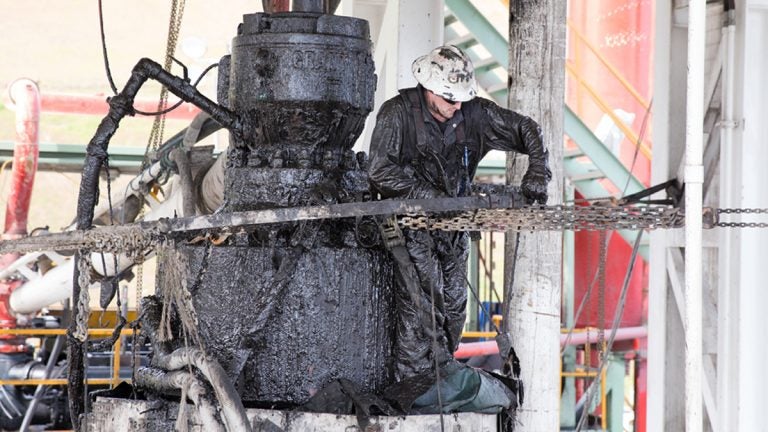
[
  {"xmin": 88, "ymin": 225, "xmax": 160, "ymax": 255},
  {"xmin": 715, "ymin": 208, "xmax": 768, "ymax": 228},
  {"xmin": 597, "ymin": 231, "xmax": 607, "ymax": 365},
  {"xmin": 401, "ymin": 204, "xmax": 684, "ymax": 232},
  {"xmin": 142, "ymin": 0, "xmax": 186, "ymax": 171},
  {"xmin": 0, "ymin": 203, "xmax": 686, "ymax": 256}
]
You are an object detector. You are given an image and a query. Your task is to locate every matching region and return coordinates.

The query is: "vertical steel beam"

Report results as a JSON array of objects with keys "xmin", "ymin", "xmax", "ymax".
[
  {"xmin": 684, "ymin": 1, "xmax": 705, "ymax": 431},
  {"xmin": 395, "ymin": 0, "xmax": 444, "ymax": 89},
  {"xmin": 727, "ymin": 1, "xmax": 768, "ymax": 430},
  {"xmin": 716, "ymin": 6, "xmax": 737, "ymax": 432}
]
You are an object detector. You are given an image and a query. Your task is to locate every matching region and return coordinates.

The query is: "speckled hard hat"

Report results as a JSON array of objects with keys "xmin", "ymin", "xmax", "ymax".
[{"xmin": 412, "ymin": 45, "xmax": 478, "ymax": 102}]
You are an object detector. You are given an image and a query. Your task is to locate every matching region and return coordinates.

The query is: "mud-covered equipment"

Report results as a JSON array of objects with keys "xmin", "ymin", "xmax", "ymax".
[{"xmin": 411, "ymin": 45, "xmax": 478, "ymax": 102}]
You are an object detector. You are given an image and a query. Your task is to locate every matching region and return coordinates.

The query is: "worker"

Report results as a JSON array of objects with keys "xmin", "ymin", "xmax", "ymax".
[{"xmin": 368, "ymin": 45, "xmax": 552, "ymax": 380}]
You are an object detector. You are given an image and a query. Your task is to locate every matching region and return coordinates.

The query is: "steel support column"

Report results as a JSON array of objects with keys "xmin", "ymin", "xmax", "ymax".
[{"xmin": 719, "ymin": 2, "xmax": 768, "ymax": 430}]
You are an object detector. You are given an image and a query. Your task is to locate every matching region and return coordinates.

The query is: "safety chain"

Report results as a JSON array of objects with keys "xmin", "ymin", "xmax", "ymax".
[
  {"xmin": 597, "ymin": 231, "xmax": 607, "ymax": 366},
  {"xmin": 401, "ymin": 205, "xmax": 684, "ymax": 232},
  {"xmin": 14, "ymin": 204, "xmax": 768, "ymax": 257},
  {"xmin": 714, "ymin": 208, "xmax": 768, "ymax": 228}
]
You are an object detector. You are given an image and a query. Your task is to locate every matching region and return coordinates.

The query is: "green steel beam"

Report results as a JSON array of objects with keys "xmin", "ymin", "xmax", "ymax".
[
  {"xmin": 564, "ymin": 106, "xmax": 644, "ymax": 195},
  {"xmin": 475, "ymin": 158, "xmax": 505, "ymax": 177},
  {"xmin": 445, "ymin": 0, "xmax": 509, "ymax": 106},
  {"xmin": 445, "ymin": 0, "xmax": 509, "ymax": 66},
  {"xmin": 0, "ymin": 142, "xmax": 146, "ymax": 169}
]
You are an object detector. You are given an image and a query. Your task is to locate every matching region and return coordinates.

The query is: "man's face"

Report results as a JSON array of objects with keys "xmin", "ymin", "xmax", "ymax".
[{"xmin": 424, "ymin": 89, "xmax": 462, "ymax": 123}]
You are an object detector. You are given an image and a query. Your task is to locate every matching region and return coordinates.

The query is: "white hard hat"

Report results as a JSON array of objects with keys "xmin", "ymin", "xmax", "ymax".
[{"xmin": 412, "ymin": 45, "xmax": 478, "ymax": 102}]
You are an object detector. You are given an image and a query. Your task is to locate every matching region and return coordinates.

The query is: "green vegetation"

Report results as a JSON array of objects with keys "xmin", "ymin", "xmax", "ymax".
[{"xmin": 0, "ymin": 109, "xmax": 190, "ymax": 149}]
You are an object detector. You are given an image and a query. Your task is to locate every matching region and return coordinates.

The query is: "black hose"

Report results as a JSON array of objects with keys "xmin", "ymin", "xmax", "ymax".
[{"xmin": 69, "ymin": 57, "xmax": 241, "ymax": 428}]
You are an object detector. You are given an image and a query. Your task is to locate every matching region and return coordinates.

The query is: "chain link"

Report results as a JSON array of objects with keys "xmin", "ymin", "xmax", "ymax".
[
  {"xmin": 597, "ymin": 231, "xmax": 607, "ymax": 367},
  {"xmin": 16, "ymin": 203, "xmax": 768, "ymax": 258},
  {"xmin": 715, "ymin": 208, "xmax": 768, "ymax": 228},
  {"xmin": 141, "ymin": 0, "xmax": 186, "ymax": 171},
  {"xmin": 401, "ymin": 205, "xmax": 684, "ymax": 232}
]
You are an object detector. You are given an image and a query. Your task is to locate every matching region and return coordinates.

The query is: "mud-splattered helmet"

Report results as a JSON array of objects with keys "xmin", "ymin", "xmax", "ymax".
[{"xmin": 411, "ymin": 45, "xmax": 478, "ymax": 102}]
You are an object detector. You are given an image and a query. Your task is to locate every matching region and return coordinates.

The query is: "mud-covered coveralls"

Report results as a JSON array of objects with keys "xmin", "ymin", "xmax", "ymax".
[{"xmin": 368, "ymin": 77, "xmax": 551, "ymax": 379}]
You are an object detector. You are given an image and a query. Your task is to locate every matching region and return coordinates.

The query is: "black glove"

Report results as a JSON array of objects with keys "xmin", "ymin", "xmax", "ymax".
[{"xmin": 521, "ymin": 165, "xmax": 550, "ymax": 204}]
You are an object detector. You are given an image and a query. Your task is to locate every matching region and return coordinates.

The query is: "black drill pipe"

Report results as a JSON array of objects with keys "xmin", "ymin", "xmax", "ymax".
[
  {"xmin": 68, "ymin": 57, "xmax": 241, "ymax": 429},
  {"xmin": 292, "ymin": 0, "xmax": 324, "ymax": 13}
]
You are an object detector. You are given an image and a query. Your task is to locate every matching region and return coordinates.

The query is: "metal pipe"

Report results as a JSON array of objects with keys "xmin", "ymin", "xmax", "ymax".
[
  {"xmin": 3, "ymin": 79, "xmax": 40, "ymax": 239},
  {"xmin": 261, "ymin": 0, "xmax": 290, "ymax": 13},
  {"xmin": 169, "ymin": 149, "xmax": 196, "ymax": 217},
  {"xmin": 19, "ymin": 335, "xmax": 64, "ymax": 432},
  {"xmin": 685, "ymin": 1, "xmax": 705, "ymax": 431},
  {"xmin": 151, "ymin": 347, "xmax": 252, "ymax": 432},
  {"xmin": 134, "ymin": 367, "xmax": 225, "ymax": 432},
  {"xmin": 454, "ymin": 326, "xmax": 648, "ymax": 359},
  {"xmin": 76, "ymin": 57, "xmax": 240, "ymax": 230},
  {"xmin": 0, "ymin": 79, "xmax": 41, "ymax": 349},
  {"xmin": 39, "ymin": 93, "xmax": 200, "ymax": 120},
  {"xmin": 9, "ymin": 261, "xmax": 79, "ymax": 314},
  {"xmin": 716, "ymin": 8, "xmax": 736, "ymax": 432},
  {"xmin": 292, "ymin": 0, "xmax": 324, "ymax": 13}
]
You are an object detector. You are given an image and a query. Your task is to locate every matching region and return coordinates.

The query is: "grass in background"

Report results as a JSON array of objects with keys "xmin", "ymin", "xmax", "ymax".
[{"xmin": 0, "ymin": 107, "xmax": 191, "ymax": 149}]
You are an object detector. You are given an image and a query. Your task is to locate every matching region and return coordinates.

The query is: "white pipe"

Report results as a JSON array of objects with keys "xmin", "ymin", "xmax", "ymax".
[
  {"xmin": 0, "ymin": 253, "xmax": 41, "ymax": 281},
  {"xmin": 716, "ymin": 11, "xmax": 736, "ymax": 432},
  {"xmin": 685, "ymin": 1, "xmax": 705, "ymax": 431},
  {"xmin": 9, "ymin": 185, "xmax": 186, "ymax": 312},
  {"xmin": 152, "ymin": 347, "xmax": 252, "ymax": 432},
  {"xmin": 134, "ymin": 368, "xmax": 225, "ymax": 432},
  {"xmin": 9, "ymin": 153, "xmax": 224, "ymax": 312},
  {"xmin": 10, "ymin": 261, "xmax": 77, "ymax": 314}
]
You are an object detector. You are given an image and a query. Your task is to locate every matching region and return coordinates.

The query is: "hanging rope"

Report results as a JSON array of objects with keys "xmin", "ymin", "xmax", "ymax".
[{"xmin": 73, "ymin": 253, "xmax": 93, "ymax": 342}]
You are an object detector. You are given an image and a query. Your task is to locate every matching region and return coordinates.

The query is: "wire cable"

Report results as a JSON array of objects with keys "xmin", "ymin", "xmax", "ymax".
[
  {"xmin": 561, "ymin": 96, "xmax": 654, "ymax": 353},
  {"xmin": 574, "ymin": 230, "xmax": 643, "ymax": 432},
  {"xmin": 97, "ymin": 0, "xmax": 119, "ymax": 95},
  {"xmin": 621, "ymin": 99, "xmax": 654, "ymax": 197}
]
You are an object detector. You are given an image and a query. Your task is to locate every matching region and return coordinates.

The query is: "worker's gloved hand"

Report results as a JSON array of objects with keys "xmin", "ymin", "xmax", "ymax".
[{"xmin": 521, "ymin": 165, "xmax": 550, "ymax": 205}]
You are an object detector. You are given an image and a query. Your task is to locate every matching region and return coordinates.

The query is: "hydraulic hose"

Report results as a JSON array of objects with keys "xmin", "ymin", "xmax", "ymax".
[
  {"xmin": 69, "ymin": 57, "xmax": 242, "ymax": 428},
  {"xmin": 151, "ymin": 347, "xmax": 252, "ymax": 432}
]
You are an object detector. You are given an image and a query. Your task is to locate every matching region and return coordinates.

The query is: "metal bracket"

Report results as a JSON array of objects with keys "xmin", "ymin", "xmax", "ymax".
[{"xmin": 377, "ymin": 215, "xmax": 405, "ymax": 249}]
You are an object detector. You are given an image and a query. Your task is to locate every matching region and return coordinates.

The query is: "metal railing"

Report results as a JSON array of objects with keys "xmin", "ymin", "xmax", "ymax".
[{"xmin": 566, "ymin": 55, "xmax": 653, "ymax": 160}]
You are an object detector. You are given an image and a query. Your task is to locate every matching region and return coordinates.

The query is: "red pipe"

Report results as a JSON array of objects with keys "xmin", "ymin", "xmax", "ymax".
[
  {"xmin": 0, "ymin": 79, "xmax": 41, "ymax": 353},
  {"xmin": 454, "ymin": 326, "xmax": 648, "ymax": 359},
  {"xmin": 40, "ymin": 93, "xmax": 201, "ymax": 120},
  {"xmin": 3, "ymin": 79, "xmax": 40, "ymax": 241},
  {"xmin": 262, "ymin": 0, "xmax": 290, "ymax": 12}
]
